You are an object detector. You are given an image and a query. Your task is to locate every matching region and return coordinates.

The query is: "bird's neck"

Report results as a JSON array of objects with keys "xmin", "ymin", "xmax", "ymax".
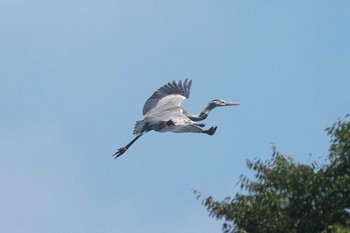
[{"xmin": 187, "ymin": 103, "xmax": 214, "ymax": 121}]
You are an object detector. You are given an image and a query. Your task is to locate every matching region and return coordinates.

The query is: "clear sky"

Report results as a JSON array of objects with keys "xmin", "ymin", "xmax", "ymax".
[{"xmin": 1, "ymin": 1, "xmax": 349, "ymax": 233}]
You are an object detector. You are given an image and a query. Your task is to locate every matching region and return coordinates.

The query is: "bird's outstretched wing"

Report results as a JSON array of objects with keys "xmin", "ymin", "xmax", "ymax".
[
  {"xmin": 159, "ymin": 123, "xmax": 203, "ymax": 133},
  {"xmin": 142, "ymin": 79, "xmax": 192, "ymax": 116},
  {"xmin": 156, "ymin": 121, "xmax": 217, "ymax": 135}
]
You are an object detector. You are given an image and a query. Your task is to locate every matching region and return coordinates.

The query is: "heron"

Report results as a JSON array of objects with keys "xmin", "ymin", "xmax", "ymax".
[{"xmin": 113, "ymin": 79, "xmax": 239, "ymax": 158}]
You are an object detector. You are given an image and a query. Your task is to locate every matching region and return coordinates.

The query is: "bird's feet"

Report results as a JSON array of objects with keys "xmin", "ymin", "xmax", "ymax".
[
  {"xmin": 113, "ymin": 147, "xmax": 127, "ymax": 158},
  {"xmin": 204, "ymin": 126, "xmax": 217, "ymax": 136},
  {"xmin": 196, "ymin": 123, "xmax": 205, "ymax": 128}
]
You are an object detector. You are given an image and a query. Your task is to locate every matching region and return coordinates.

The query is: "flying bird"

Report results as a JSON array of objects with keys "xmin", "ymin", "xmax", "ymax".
[{"xmin": 113, "ymin": 79, "xmax": 239, "ymax": 158}]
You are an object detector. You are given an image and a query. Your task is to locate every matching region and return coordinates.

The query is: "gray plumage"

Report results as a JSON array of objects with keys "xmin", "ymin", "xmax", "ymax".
[
  {"xmin": 143, "ymin": 79, "xmax": 192, "ymax": 115},
  {"xmin": 113, "ymin": 79, "xmax": 239, "ymax": 158}
]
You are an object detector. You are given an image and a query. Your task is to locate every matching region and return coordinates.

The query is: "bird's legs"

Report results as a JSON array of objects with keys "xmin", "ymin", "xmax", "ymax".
[
  {"xmin": 203, "ymin": 126, "xmax": 217, "ymax": 136},
  {"xmin": 113, "ymin": 125, "xmax": 217, "ymax": 158},
  {"xmin": 113, "ymin": 134, "xmax": 142, "ymax": 158}
]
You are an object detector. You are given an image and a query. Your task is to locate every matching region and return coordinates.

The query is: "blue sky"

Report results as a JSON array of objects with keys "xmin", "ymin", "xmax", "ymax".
[{"xmin": 1, "ymin": 1, "xmax": 349, "ymax": 233}]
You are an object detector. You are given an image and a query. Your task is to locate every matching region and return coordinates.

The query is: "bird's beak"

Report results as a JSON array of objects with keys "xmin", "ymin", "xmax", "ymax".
[{"xmin": 225, "ymin": 101, "xmax": 240, "ymax": 106}]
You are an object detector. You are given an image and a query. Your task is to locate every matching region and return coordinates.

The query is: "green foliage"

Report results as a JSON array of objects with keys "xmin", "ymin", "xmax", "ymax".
[
  {"xmin": 198, "ymin": 115, "xmax": 350, "ymax": 233},
  {"xmin": 323, "ymin": 219, "xmax": 350, "ymax": 233}
]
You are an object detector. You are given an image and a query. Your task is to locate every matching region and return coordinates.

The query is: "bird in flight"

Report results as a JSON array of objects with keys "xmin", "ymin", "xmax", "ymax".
[{"xmin": 113, "ymin": 79, "xmax": 239, "ymax": 158}]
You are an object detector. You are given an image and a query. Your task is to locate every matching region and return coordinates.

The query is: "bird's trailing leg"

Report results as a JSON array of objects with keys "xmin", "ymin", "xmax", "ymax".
[
  {"xmin": 203, "ymin": 126, "xmax": 217, "ymax": 136},
  {"xmin": 196, "ymin": 123, "xmax": 205, "ymax": 127},
  {"xmin": 113, "ymin": 134, "xmax": 142, "ymax": 158}
]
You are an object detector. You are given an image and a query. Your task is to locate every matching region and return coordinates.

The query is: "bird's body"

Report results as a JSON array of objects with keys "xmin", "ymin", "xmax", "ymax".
[{"xmin": 114, "ymin": 79, "xmax": 239, "ymax": 158}]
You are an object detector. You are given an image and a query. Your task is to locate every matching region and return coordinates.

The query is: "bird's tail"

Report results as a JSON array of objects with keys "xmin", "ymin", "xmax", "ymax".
[{"xmin": 133, "ymin": 120, "xmax": 144, "ymax": 135}]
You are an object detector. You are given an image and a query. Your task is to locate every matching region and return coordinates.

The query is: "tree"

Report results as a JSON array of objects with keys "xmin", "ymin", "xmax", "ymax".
[{"xmin": 196, "ymin": 115, "xmax": 350, "ymax": 233}]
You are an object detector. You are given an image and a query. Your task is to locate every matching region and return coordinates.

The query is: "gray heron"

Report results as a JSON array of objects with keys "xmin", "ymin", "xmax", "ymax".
[{"xmin": 113, "ymin": 79, "xmax": 239, "ymax": 158}]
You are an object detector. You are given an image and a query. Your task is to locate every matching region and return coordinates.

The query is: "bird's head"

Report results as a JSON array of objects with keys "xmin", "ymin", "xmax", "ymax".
[{"xmin": 208, "ymin": 99, "xmax": 240, "ymax": 109}]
